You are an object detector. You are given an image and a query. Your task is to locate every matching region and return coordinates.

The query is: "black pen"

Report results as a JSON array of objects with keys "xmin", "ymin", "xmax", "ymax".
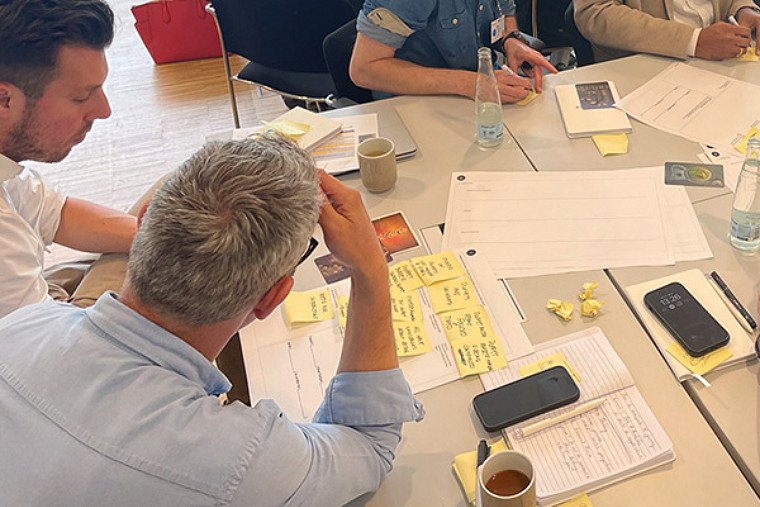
[
  {"xmin": 477, "ymin": 439, "xmax": 490, "ymax": 468},
  {"xmin": 709, "ymin": 271, "xmax": 757, "ymax": 332}
]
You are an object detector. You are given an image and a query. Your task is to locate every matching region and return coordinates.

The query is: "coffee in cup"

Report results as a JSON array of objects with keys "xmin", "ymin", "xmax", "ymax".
[
  {"xmin": 477, "ymin": 451, "xmax": 535, "ymax": 507},
  {"xmin": 357, "ymin": 137, "xmax": 397, "ymax": 193}
]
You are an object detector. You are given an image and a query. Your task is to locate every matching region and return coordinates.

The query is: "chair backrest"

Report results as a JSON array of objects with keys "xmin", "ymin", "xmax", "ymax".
[
  {"xmin": 564, "ymin": 2, "xmax": 595, "ymax": 67},
  {"xmin": 210, "ymin": 0, "xmax": 356, "ymax": 73},
  {"xmin": 514, "ymin": 0, "xmax": 572, "ymax": 48},
  {"xmin": 323, "ymin": 19, "xmax": 374, "ymax": 104}
]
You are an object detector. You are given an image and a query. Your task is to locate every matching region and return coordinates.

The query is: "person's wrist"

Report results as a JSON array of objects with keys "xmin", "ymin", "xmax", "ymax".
[{"xmin": 737, "ymin": 5, "xmax": 760, "ymax": 23}]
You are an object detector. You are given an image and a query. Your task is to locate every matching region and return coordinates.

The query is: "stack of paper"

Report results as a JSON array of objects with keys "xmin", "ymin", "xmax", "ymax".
[
  {"xmin": 441, "ymin": 168, "xmax": 712, "ymax": 278},
  {"xmin": 482, "ymin": 327, "xmax": 675, "ymax": 506},
  {"xmin": 232, "ymin": 106, "xmax": 342, "ymax": 151}
]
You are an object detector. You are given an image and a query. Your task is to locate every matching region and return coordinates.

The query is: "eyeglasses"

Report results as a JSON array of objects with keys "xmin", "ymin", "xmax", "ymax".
[{"xmin": 296, "ymin": 237, "xmax": 319, "ymax": 267}]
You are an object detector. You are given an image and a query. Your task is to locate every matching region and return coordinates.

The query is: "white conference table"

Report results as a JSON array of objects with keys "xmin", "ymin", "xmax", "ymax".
[
  {"xmin": 502, "ymin": 53, "xmax": 760, "ymax": 204},
  {"xmin": 264, "ymin": 90, "xmax": 759, "ymax": 504},
  {"xmin": 608, "ymin": 191, "xmax": 760, "ymax": 495}
]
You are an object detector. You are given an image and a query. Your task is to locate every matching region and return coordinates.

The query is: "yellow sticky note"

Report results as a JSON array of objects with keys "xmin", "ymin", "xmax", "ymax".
[
  {"xmin": 580, "ymin": 299, "xmax": 604, "ymax": 317},
  {"xmin": 734, "ymin": 127, "xmax": 760, "ymax": 155},
  {"xmin": 516, "ymin": 90, "xmax": 538, "ymax": 106},
  {"xmin": 450, "ymin": 338, "xmax": 508, "ymax": 377},
  {"xmin": 592, "ymin": 133, "xmax": 628, "ymax": 156},
  {"xmin": 388, "ymin": 260, "xmax": 425, "ymax": 293},
  {"xmin": 283, "ymin": 289, "xmax": 334, "ymax": 323},
  {"xmin": 733, "ymin": 45, "xmax": 759, "ymax": 62},
  {"xmin": 558, "ymin": 493, "xmax": 594, "ymax": 507},
  {"xmin": 261, "ymin": 119, "xmax": 310, "ymax": 139},
  {"xmin": 452, "ymin": 439, "xmax": 510, "ymax": 506},
  {"xmin": 578, "ymin": 281, "xmax": 598, "ymax": 301},
  {"xmin": 440, "ymin": 305, "xmax": 497, "ymax": 344},
  {"xmin": 394, "ymin": 322, "xmax": 433, "ymax": 357},
  {"xmin": 391, "ymin": 291, "xmax": 422, "ymax": 322},
  {"xmin": 547, "ymin": 298, "xmax": 574, "ymax": 320},
  {"xmin": 427, "ymin": 276, "xmax": 478, "ymax": 314},
  {"xmin": 337, "ymin": 295, "xmax": 349, "ymax": 327},
  {"xmin": 518, "ymin": 352, "xmax": 582, "ymax": 382},
  {"xmin": 666, "ymin": 342, "xmax": 733, "ymax": 376},
  {"xmin": 411, "ymin": 251, "xmax": 466, "ymax": 286}
]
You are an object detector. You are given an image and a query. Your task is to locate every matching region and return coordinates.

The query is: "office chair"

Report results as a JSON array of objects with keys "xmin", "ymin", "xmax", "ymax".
[
  {"xmin": 207, "ymin": 0, "xmax": 356, "ymax": 127},
  {"xmin": 323, "ymin": 19, "xmax": 374, "ymax": 106},
  {"xmin": 564, "ymin": 2, "xmax": 595, "ymax": 67}
]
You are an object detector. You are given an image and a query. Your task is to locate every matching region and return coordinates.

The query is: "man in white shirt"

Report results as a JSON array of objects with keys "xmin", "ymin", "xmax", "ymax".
[
  {"xmin": 0, "ymin": 0, "xmax": 137, "ymax": 318},
  {"xmin": 574, "ymin": 0, "xmax": 760, "ymax": 61}
]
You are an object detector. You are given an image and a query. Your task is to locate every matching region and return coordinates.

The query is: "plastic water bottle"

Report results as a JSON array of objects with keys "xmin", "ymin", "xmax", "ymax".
[
  {"xmin": 729, "ymin": 136, "xmax": 760, "ymax": 251},
  {"xmin": 475, "ymin": 47, "xmax": 503, "ymax": 148}
]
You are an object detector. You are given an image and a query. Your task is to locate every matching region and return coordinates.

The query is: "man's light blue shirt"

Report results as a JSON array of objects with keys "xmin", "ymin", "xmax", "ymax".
[
  {"xmin": 357, "ymin": 0, "xmax": 516, "ymax": 71},
  {"xmin": 0, "ymin": 293, "xmax": 424, "ymax": 506}
]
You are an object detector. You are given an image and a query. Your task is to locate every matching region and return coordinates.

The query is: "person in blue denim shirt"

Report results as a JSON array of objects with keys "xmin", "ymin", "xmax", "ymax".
[
  {"xmin": 0, "ymin": 136, "xmax": 424, "ymax": 506},
  {"xmin": 350, "ymin": 0, "xmax": 557, "ymax": 102}
]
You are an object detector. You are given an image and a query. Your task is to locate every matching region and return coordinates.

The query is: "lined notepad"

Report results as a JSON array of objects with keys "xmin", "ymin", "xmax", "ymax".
[{"xmin": 481, "ymin": 328, "xmax": 674, "ymax": 506}]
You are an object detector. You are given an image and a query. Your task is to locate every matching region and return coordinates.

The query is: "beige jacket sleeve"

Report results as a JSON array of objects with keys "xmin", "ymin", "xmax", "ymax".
[{"xmin": 574, "ymin": 0, "xmax": 758, "ymax": 61}]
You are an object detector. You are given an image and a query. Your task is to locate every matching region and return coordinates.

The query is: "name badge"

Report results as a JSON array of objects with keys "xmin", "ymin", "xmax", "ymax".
[{"xmin": 490, "ymin": 14, "xmax": 505, "ymax": 44}]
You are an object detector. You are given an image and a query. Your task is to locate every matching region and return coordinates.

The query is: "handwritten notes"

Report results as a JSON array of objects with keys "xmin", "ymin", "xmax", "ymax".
[
  {"xmin": 337, "ymin": 294, "xmax": 349, "ymax": 327},
  {"xmin": 284, "ymin": 289, "xmax": 334, "ymax": 323},
  {"xmin": 450, "ymin": 337, "xmax": 508, "ymax": 376},
  {"xmin": 394, "ymin": 322, "xmax": 433, "ymax": 357},
  {"xmin": 391, "ymin": 291, "xmax": 422, "ymax": 322},
  {"xmin": 388, "ymin": 260, "xmax": 424, "ymax": 293},
  {"xmin": 440, "ymin": 305, "xmax": 497, "ymax": 342},
  {"xmin": 411, "ymin": 251, "xmax": 466, "ymax": 285},
  {"xmin": 519, "ymin": 352, "xmax": 582, "ymax": 382},
  {"xmin": 666, "ymin": 342, "xmax": 733, "ymax": 375},
  {"xmin": 427, "ymin": 276, "xmax": 477, "ymax": 313}
]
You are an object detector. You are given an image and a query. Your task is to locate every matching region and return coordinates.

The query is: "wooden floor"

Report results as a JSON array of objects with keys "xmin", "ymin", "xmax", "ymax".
[{"xmin": 33, "ymin": 0, "xmax": 288, "ymax": 264}]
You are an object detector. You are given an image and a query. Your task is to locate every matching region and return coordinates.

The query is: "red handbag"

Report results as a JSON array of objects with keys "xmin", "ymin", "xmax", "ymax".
[{"xmin": 131, "ymin": 0, "xmax": 223, "ymax": 64}]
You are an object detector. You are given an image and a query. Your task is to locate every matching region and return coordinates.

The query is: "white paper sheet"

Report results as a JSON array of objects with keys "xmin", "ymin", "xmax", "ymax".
[
  {"xmin": 239, "ymin": 249, "xmax": 533, "ymax": 423},
  {"xmin": 442, "ymin": 169, "xmax": 681, "ymax": 278},
  {"xmin": 311, "ymin": 114, "xmax": 378, "ymax": 175},
  {"xmin": 618, "ymin": 63, "xmax": 760, "ymax": 155}
]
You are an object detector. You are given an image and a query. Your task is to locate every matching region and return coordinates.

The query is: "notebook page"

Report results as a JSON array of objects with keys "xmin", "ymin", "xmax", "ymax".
[{"xmin": 507, "ymin": 388, "xmax": 673, "ymax": 504}]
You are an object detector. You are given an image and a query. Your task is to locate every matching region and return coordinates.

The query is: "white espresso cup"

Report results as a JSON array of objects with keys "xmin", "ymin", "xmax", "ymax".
[
  {"xmin": 357, "ymin": 137, "xmax": 397, "ymax": 193},
  {"xmin": 477, "ymin": 451, "xmax": 536, "ymax": 507}
]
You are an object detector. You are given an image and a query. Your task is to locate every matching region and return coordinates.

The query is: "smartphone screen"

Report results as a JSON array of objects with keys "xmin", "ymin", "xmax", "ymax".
[
  {"xmin": 644, "ymin": 282, "xmax": 729, "ymax": 357},
  {"xmin": 473, "ymin": 366, "xmax": 580, "ymax": 432}
]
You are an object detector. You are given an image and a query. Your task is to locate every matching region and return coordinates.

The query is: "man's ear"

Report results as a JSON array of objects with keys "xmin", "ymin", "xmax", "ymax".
[
  {"xmin": 253, "ymin": 275, "xmax": 294, "ymax": 320},
  {"xmin": 0, "ymin": 83, "xmax": 25, "ymax": 117}
]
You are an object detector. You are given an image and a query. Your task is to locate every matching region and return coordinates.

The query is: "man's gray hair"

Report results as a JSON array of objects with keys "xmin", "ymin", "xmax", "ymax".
[{"xmin": 127, "ymin": 136, "xmax": 321, "ymax": 326}]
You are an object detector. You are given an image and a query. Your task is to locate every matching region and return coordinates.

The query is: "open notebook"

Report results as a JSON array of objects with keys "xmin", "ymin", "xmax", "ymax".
[{"xmin": 481, "ymin": 327, "xmax": 674, "ymax": 506}]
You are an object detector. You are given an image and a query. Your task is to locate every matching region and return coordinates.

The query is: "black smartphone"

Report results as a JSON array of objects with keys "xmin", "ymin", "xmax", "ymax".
[
  {"xmin": 473, "ymin": 366, "xmax": 580, "ymax": 432},
  {"xmin": 643, "ymin": 282, "xmax": 729, "ymax": 357}
]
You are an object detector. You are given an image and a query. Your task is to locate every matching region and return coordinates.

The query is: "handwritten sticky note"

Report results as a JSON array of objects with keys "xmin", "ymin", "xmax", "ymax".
[
  {"xmin": 733, "ymin": 45, "xmax": 759, "ymax": 62},
  {"xmin": 547, "ymin": 298, "xmax": 574, "ymax": 320},
  {"xmin": 452, "ymin": 439, "xmax": 510, "ymax": 506},
  {"xmin": 516, "ymin": 90, "xmax": 538, "ymax": 106},
  {"xmin": 592, "ymin": 133, "xmax": 628, "ymax": 156},
  {"xmin": 519, "ymin": 352, "xmax": 582, "ymax": 382},
  {"xmin": 411, "ymin": 251, "xmax": 466, "ymax": 286},
  {"xmin": 734, "ymin": 127, "xmax": 760, "ymax": 155},
  {"xmin": 427, "ymin": 276, "xmax": 478, "ymax": 314},
  {"xmin": 337, "ymin": 295, "xmax": 349, "ymax": 327},
  {"xmin": 283, "ymin": 289, "xmax": 334, "ymax": 323},
  {"xmin": 261, "ymin": 119, "xmax": 310, "ymax": 139},
  {"xmin": 388, "ymin": 260, "xmax": 424, "ymax": 293},
  {"xmin": 391, "ymin": 291, "xmax": 422, "ymax": 322},
  {"xmin": 394, "ymin": 322, "xmax": 433, "ymax": 357},
  {"xmin": 666, "ymin": 342, "xmax": 733, "ymax": 376},
  {"xmin": 450, "ymin": 338, "xmax": 508, "ymax": 377},
  {"xmin": 440, "ymin": 305, "xmax": 497, "ymax": 344},
  {"xmin": 558, "ymin": 493, "xmax": 594, "ymax": 507}
]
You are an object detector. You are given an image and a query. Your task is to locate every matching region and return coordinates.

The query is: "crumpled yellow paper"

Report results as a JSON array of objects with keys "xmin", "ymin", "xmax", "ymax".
[
  {"xmin": 592, "ymin": 133, "xmax": 628, "ymax": 156},
  {"xmin": 261, "ymin": 119, "xmax": 310, "ymax": 139},
  {"xmin": 547, "ymin": 298, "xmax": 574, "ymax": 320},
  {"xmin": 578, "ymin": 281, "xmax": 604, "ymax": 317}
]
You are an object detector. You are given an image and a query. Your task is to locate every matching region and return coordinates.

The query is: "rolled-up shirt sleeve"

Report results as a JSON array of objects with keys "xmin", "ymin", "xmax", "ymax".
[
  {"xmin": 231, "ymin": 369, "xmax": 423, "ymax": 506},
  {"xmin": 357, "ymin": 0, "xmax": 437, "ymax": 48}
]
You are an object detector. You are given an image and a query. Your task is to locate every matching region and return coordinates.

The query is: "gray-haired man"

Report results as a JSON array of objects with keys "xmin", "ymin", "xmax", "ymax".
[{"xmin": 0, "ymin": 136, "xmax": 423, "ymax": 505}]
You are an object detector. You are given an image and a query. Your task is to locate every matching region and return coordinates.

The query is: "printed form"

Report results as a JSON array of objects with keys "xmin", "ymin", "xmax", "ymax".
[
  {"xmin": 618, "ymin": 62, "xmax": 760, "ymax": 155},
  {"xmin": 239, "ymin": 250, "xmax": 533, "ymax": 423}
]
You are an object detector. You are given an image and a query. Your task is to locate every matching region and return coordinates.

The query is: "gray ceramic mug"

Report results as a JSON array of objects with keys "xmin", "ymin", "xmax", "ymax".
[{"xmin": 357, "ymin": 137, "xmax": 397, "ymax": 193}]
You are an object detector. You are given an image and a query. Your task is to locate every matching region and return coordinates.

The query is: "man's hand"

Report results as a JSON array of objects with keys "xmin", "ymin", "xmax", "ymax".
[
  {"xmin": 736, "ymin": 7, "xmax": 760, "ymax": 54},
  {"xmin": 503, "ymin": 38, "xmax": 558, "ymax": 93},
  {"xmin": 695, "ymin": 22, "xmax": 751, "ymax": 59},
  {"xmin": 317, "ymin": 171, "xmax": 387, "ymax": 280},
  {"xmin": 494, "ymin": 70, "xmax": 532, "ymax": 103}
]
